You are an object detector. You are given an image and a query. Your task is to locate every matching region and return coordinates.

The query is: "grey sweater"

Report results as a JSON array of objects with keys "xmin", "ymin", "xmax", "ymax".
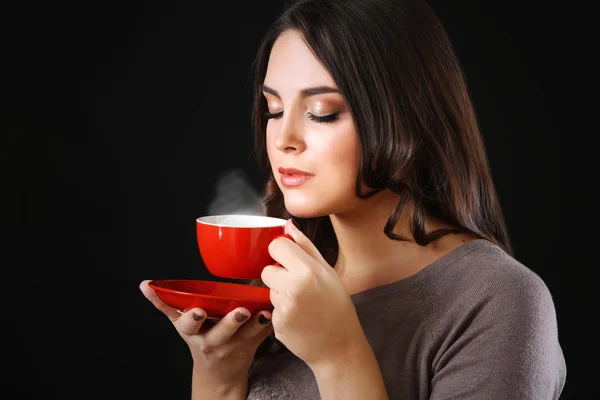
[{"xmin": 247, "ymin": 239, "xmax": 566, "ymax": 399}]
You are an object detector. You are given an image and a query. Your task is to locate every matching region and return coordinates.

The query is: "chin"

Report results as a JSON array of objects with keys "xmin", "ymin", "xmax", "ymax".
[
  {"xmin": 285, "ymin": 204, "xmax": 327, "ymax": 219},
  {"xmin": 283, "ymin": 194, "xmax": 331, "ymax": 219}
]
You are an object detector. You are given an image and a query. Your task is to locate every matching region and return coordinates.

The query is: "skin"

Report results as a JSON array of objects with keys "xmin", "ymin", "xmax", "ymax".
[{"xmin": 140, "ymin": 29, "xmax": 476, "ymax": 400}]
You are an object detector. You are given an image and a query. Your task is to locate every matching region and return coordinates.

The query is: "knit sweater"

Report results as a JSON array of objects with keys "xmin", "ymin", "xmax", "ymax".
[{"xmin": 247, "ymin": 239, "xmax": 566, "ymax": 399}]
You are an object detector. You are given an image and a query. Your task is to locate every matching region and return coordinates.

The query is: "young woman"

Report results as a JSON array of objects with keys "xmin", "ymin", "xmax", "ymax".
[{"xmin": 140, "ymin": 0, "xmax": 566, "ymax": 398}]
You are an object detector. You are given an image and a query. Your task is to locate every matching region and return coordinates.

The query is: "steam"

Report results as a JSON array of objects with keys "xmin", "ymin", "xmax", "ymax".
[{"xmin": 205, "ymin": 169, "xmax": 266, "ymax": 216}]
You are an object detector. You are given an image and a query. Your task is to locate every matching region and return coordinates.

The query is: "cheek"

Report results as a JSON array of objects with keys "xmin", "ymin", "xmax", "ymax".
[
  {"xmin": 332, "ymin": 147, "xmax": 360, "ymax": 195},
  {"xmin": 313, "ymin": 126, "xmax": 359, "ymax": 178},
  {"xmin": 265, "ymin": 127, "xmax": 277, "ymax": 165}
]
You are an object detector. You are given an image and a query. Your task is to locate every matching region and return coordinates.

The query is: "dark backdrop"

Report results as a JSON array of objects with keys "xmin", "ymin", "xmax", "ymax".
[{"xmin": 5, "ymin": 1, "xmax": 578, "ymax": 399}]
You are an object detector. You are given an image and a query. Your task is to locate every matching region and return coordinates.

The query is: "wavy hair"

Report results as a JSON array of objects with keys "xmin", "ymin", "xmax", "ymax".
[
  {"xmin": 251, "ymin": 0, "xmax": 512, "ymax": 271},
  {"xmin": 249, "ymin": 0, "xmax": 512, "ymax": 359}
]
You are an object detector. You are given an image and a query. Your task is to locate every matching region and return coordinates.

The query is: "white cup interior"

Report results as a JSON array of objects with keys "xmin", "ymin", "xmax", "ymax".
[{"xmin": 197, "ymin": 215, "xmax": 287, "ymax": 228}]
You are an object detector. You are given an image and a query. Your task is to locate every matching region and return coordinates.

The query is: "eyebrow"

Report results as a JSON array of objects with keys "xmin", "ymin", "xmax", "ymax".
[{"xmin": 262, "ymin": 84, "xmax": 340, "ymax": 98}]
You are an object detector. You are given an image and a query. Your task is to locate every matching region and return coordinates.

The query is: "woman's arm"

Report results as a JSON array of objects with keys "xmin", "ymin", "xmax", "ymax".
[
  {"xmin": 311, "ymin": 334, "xmax": 389, "ymax": 400},
  {"xmin": 191, "ymin": 366, "xmax": 248, "ymax": 400},
  {"xmin": 139, "ymin": 281, "xmax": 273, "ymax": 400}
]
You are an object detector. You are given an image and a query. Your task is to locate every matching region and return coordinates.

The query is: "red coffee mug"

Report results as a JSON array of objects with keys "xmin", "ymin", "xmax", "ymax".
[{"xmin": 196, "ymin": 215, "xmax": 292, "ymax": 279}]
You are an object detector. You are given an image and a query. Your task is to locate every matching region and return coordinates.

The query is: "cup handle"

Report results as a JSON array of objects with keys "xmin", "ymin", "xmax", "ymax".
[{"xmin": 272, "ymin": 233, "xmax": 294, "ymax": 267}]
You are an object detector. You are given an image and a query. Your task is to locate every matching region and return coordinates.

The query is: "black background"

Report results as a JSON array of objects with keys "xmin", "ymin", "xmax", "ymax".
[{"xmin": 5, "ymin": 1, "xmax": 580, "ymax": 398}]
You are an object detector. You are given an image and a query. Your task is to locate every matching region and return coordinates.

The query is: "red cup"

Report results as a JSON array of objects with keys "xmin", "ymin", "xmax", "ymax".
[{"xmin": 196, "ymin": 215, "xmax": 290, "ymax": 279}]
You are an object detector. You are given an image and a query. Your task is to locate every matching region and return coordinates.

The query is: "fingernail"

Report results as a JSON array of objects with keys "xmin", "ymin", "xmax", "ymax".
[
  {"xmin": 192, "ymin": 312, "xmax": 204, "ymax": 321},
  {"xmin": 259, "ymin": 314, "xmax": 271, "ymax": 325},
  {"xmin": 235, "ymin": 312, "xmax": 249, "ymax": 322}
]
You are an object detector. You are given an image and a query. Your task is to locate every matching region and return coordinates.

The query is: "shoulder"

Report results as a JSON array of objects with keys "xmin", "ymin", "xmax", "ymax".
[
  {"xmin": 429, "ymin": 239, "xmax": 557, "ymax": 320},
  {"xmin": 425, "ymin": 240, "xmax": 567, "ymax": 398},
  {"xmin": 425, "ymin": 239, "xmax": 564, "ymax": 368}
]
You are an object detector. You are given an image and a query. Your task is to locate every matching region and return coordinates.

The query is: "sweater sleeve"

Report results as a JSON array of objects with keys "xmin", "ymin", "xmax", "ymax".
[{"xmin": 429, "ymin": 267, "xmax": 567, "ymax": 400}]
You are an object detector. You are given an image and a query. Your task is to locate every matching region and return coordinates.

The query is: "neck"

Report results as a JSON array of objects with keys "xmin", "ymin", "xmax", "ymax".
[{"xmin": 329, "ymin": 189, "xmax": 473, "ymax": 295}]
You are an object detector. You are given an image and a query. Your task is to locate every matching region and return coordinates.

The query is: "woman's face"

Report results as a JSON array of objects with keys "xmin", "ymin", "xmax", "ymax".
[{"xmin": 263, "ymin": 30, "xmax": 361, "ymax": 218}]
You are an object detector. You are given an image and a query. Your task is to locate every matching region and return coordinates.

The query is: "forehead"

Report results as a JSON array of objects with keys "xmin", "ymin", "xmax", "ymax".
[{"xmin": 264, "ymin": 30, "xmax": 337, "ymax": 92}]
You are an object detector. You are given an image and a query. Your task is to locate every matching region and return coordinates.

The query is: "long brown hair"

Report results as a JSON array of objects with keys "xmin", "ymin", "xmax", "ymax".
[
  {"xmin": 249, "ymin": 0, "xmax": 514, "ymax": 360},
  {"xmin": 250, "ymin": 0, "xmax": 512, "ymax": 272}
]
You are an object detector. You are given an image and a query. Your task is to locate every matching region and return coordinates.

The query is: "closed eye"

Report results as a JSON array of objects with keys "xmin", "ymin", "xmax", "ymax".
[
  {"xmin": 265, "ymin": 111, "xmax": 283, "ymax": 120},
  {"xmin": 307, "ymin": 112, "xmax": 339, "ymax": 123},
  {"xmin": 264, "ymin": 111, "xmax": 340, "ymax": 123}
]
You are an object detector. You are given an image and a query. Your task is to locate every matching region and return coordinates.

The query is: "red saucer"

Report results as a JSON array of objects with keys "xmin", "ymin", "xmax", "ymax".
[{"xmin": 148, "ymin": 279, "xmax": 273, "ymax": 319}]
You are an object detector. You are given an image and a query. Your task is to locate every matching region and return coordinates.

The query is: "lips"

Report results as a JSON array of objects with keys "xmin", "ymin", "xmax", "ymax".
[
  {"xmin": 278, "ymin": 167, "xmax": 312, "ymax": 176},
  {"xmin": 278, "ymin": 167, "xmax": 314, "ymax": 187}
]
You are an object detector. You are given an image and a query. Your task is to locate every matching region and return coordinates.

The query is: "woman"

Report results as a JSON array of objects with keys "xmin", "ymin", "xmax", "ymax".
[{"xmin": 140, "ymin": 0, "xmax": 566, "ymax": 398}]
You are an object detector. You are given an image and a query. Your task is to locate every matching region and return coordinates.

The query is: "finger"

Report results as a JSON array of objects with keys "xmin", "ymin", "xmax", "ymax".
[
  {"xmin": 203, "ymin": 307, "xmax": 252, "ymax": 348},
  {"xmin": 176, "ymin": 307, "xmax": 207, "ymax": 336},
  {"xmin": 269, "ymin": 289, "xmax": 284, "ymax": 309},
  {"xmin": 284, "ymin": 219, "xmax": 328, "ymax": 266},
  {"xmin": 139, "ymin": 280, "xmax": 181, "ymax": 322},
  {"xmin": 198, "ymin": 318, "xmax": 219, "ymax": 332},
  {"xmin": 261, "ymin": 264, "xmax": 291, "ymax": 292},
  {"xmin": 236, "ymin": 310, "xmax": 274, "ymax": 343},
  {"xmin": 268, "ymin": 235, "xmax": 315, "ymax": 273}
]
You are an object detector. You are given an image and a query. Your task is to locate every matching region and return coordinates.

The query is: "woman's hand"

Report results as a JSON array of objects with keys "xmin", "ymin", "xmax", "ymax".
[
  {"xmin": 139, "ymin": 280, "xmax": 273, "ymax": 396},
  {"xmin": 261, "ymin": 220, "xmax": 366, "ymax": 370}
]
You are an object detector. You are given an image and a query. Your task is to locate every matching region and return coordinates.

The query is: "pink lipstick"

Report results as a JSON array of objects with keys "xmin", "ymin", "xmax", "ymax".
[{"xmin": 278, "ymin": 167, "xmax": 314, "ymax": 187}]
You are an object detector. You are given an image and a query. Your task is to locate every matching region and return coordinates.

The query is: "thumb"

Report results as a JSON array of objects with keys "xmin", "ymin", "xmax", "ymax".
[{"xmin": 284, "ymin": 219, "xmax": 329, "ymax": 267}]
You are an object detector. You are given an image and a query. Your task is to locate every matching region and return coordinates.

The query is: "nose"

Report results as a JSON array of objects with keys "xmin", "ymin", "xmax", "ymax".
[{"xmin": 273, "ymin": 111, "xmax": 305, "ymax": 153}]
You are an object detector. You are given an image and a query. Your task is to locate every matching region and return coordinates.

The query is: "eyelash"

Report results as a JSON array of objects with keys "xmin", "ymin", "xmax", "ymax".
[{"xmin": 264, "ymin": 111, "xmax": 340, "ymax": 124}]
